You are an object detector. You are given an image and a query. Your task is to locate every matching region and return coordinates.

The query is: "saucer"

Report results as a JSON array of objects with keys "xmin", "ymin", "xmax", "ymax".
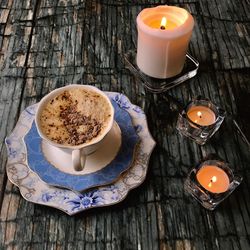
[
  {"xmin": 41, "ymin": 122, "xmax": 121, "ymax": 175},
  {"xmin": 5, "ymin": 92, "xmax": 156, "ymax": 215},
  {"xmin": 24, "ymin": 100, "xmax": 139, "ymax": 192}
]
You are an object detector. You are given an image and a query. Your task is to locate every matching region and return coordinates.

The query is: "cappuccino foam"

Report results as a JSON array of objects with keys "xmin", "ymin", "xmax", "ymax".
[{"xmin": 40, "ymin": 88, "xmax": 112, "ymax": 146}]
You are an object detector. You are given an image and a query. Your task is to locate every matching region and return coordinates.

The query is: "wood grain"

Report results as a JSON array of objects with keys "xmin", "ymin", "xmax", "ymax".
[{"xmin": 0, "ymin": 0, "xmax": 250, "ymax": 249}]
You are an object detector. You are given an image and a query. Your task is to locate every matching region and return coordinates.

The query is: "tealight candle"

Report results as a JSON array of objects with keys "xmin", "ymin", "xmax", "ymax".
[
  {"xmin": 187, "ymin": 106, "xmax": 216, "ymax": 126},
  {"xmin": 176, "ymin": 98, "xmax": 225, "ymax": 145},
  {"xmin": 184, "ymin": 159, "xmax": 242, "ymax": 210},
  {"xmin": 196, "ymin": 165, "xmax": 230, "ymax": 193},
  {"xmin": 136, "ymin": 6, "xmax": 194, "ymax": 79}
]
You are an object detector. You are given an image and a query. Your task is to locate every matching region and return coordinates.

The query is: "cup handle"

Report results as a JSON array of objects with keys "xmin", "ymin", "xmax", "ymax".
[{"xmin": 72, "ymin": 149, "xmax": 86, "ymax": 171}]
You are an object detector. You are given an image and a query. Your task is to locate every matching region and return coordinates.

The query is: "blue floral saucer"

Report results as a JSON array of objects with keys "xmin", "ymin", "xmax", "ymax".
[
  {"xmin": 24, "ymin": 99, "xmax": 139, "ymax": 192},
  {"xmin": 5, "ymin": 92, "xmax": 156, "ymax": 215}
]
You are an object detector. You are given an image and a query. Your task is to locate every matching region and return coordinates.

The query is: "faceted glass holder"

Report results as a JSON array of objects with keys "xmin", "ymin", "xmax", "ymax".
[
  {"xmin": 176, "ymin": 98, "xmax": 225, "ymax": 145},
  {"xmin": 124, "ymin": 50, "xmax": 199, "ymax": 93},
  {"xmin": 184, "ymin": 159, "xmax": 242, "ymax": 210}
]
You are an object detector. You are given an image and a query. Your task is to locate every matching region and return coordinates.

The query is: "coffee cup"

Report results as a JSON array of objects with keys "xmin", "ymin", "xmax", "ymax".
[{"xmin": 35, "ymin": 84, "xmax": 114, "ymax": 171}]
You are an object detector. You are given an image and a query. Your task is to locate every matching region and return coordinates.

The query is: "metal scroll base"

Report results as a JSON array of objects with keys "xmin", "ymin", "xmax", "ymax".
[{"xmin": 124, "ymin": 50, "xmax": 199, "ymax": 93}]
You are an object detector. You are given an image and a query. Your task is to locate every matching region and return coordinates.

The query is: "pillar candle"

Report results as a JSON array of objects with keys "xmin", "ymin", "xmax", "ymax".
[{"xmin": 136, "ymin": 6, "xmax": 194, "ymax": 79}]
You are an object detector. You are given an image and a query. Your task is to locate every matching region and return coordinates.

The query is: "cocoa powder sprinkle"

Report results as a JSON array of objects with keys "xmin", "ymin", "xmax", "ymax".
[
  {"xmin": 58, "ymin": 103, "xmax": 103, "ymax": 145},
  {"xmin": 40, "ymin": 89, "xmax": 111, "ymax": 147}
]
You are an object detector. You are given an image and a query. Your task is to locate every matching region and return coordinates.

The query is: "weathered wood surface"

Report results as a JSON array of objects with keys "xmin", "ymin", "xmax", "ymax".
[{"xmin": 0, "ymin": 0, "xmax": 250, "ymax": 249}]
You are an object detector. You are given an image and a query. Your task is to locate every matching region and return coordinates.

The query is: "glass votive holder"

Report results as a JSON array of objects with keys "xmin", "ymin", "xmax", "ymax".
[
  {"xmin": 176, "ymin": 98, "xmax": 225, "ymax": 145},
  {"xmin": 184, "ymin": 159, "xmax": 242, "ymax": 210}
]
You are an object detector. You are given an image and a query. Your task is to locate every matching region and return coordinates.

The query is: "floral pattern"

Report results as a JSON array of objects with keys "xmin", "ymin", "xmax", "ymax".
[
  {"xmin": 5, "ymin": 92, "xmax": 156, "ymax": 215},
  {"xmin": 67, "ymin": 192, "xmax": 103, "ymax": 210},
  {"xmin": 113, "ymin": 93, "xmax": 131, "ymax": 110}
]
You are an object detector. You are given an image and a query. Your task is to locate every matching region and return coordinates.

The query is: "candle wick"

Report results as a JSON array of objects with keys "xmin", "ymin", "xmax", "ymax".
[
  {"xmin": 197, "ymin": 111, "xmax": 202, "ymax": 119},
  {"xmin": 160, "ymin": 26, "xmax": 166, "ymax": 30},
  {"xmin": 208, "ymin": 178, "xmax": 214, "ymax": 188},
  {"xmin": 208, "ymin": 176, "xmax": 217, "ymax": 188}
]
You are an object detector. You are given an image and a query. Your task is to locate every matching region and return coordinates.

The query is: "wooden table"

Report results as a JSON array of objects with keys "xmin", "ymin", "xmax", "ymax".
[{"xmin": 1, "ymin": 0, "xmax": 250, "ymax": 249}]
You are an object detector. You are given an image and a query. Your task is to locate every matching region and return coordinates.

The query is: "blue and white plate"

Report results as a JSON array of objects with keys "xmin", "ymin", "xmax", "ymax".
[
  {"xmin": 24, "ymin": 100, "xmax": 139, "ymax": 192},
  {"xmin": 5, "ymin": 92, "xmax": 156, "ymax": 215}
]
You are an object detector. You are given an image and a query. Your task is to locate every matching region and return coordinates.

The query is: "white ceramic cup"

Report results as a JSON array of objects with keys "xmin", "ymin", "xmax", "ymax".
[{"xmin": 35, "ymin": 84, "xmax": 114, "ymax": 171}]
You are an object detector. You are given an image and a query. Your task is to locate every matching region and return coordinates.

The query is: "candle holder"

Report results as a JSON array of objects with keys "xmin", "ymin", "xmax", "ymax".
[
  {"xmin": 176, "ymin": 98, "xmax": 225, "ymax": 145},
  {"xmin": 124, "ymin": 50, "xmax": 199, "ymax": 93},
  {"xmin": 184, "ymin": 159, "xmax": 242, "ymax": 210}
]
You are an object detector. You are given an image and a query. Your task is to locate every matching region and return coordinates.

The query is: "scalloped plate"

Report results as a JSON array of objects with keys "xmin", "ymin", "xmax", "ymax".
[{"xmin": 5, "ymin": 92, "xmax": 156, "ymax": 215}]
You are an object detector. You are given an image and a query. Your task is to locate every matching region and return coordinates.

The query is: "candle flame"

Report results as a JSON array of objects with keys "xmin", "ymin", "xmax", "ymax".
[
  {"xmin": 197, "ymin": 111, "xmax": 202, "ymax": 118},
  {"xmin": 160, "ymin": 17, "xmax": 167, "ymax": 29},
  {"xmin": 208, "ymin": 176, "xmax": 217, "ymax": 188},
  {"xmin": 211, "ymin": 176, "xmax": 217, "ymax": 182}
]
